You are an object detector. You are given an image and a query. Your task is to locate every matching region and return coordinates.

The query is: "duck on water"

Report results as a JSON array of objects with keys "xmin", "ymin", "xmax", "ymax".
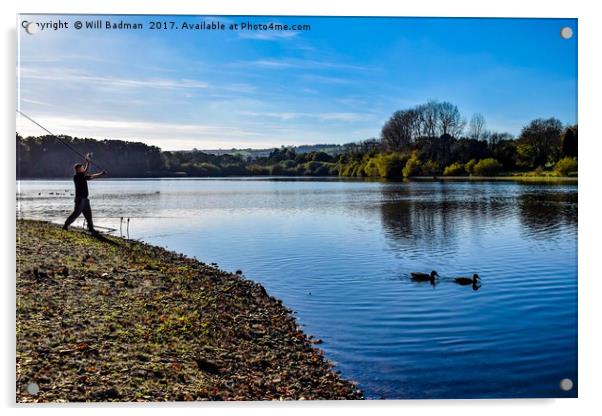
[
  {"xmin": 453, "ymin": 273, "xmax": 480, "ymax": 285},
  {"xmin": 454, "ymin": 273, "xmax": 481, "ymax": 291},
  {"xmin": 410, "ymin": 271, "xmax": 481, "ymax": 290},
  {"xmin": 411, "ymin": 270, "xmax": 439, "ymax": 283}
]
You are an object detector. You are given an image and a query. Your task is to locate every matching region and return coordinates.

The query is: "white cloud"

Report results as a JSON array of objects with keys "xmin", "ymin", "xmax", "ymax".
[
  {"xmin": 301, "ymin": 74, "xmax": 353, "ymax": 85},
  {"xmin": 239, "ymin": 111, "xmax": 365, "ymax": 122},
  {"xmin": 245, "ymin": 59, "xmax": 295, "ymax": 69},
  {"xmin": 319, "ymin": 113, "xmax": 364, "ymax": 122},
  {"xmin": 232, "ymin": 58, "xmax": 368, "ymax": 71},
  {"xmin": 16, "ymin": 114, "xmax": 263, "ymax": 145},
  {"xmin": 20, "ymin": 98, "xmax": 52, "ymax": 107},
  {"xmin": 20, "ymin": 67, "xmax": 209, "ymax": 90},
  {"xmin": 16, "ymin": 113, "xmax": 371, "ymax": 150}
]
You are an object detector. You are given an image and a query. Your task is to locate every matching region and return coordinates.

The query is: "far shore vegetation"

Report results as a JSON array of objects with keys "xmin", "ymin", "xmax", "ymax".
[{"xmin": 17, "ymin": 100, "xmax": 577, "ymax": 179}]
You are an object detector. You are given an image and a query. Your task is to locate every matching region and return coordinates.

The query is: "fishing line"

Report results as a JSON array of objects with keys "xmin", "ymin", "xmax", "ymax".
[{"xmin": 17, "ymin": 109, "xmax": 107, "ymax": 171}]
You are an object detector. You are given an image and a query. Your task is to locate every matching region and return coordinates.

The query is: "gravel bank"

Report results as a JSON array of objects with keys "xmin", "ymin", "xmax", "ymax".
[{"xmin": 16, "ymin": 220, "xmax": 363, "ymax": 402}]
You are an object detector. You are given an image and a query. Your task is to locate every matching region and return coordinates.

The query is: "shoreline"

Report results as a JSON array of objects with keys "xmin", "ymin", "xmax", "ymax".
[
  {"xmin": 408, "ymin": 175, "xmax": 577, "ymax": 182},
  {"xmin": 17, "ymin": 175, "xmax": 577, "ymax": 182},
  {"xmin": 16, "ymin": 220, "xmax": 363, "ymax": 402}
]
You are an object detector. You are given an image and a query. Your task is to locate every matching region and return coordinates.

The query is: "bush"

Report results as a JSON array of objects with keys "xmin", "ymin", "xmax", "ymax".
[
  {"xmin": 309, "ymin": 151, "xmax": 333, "ymax": 162},
  {"xmin": 302, "ymin": 161, "xmax": 332, "ymax": 176},
  {"xmin": 375, "ymin": 153, "xmax": 408, "ymax": 178},
  {"xmin": 516, "ymin": 143, "xmax": 537, "ymax": 168},
  {"xmin": 554, "ymin": 157, "xmax": 578, "ymax": 176},
  {"xmin": 339, "ymin": 160, "xmax": 371, "ymax": 177},
  {"xmin": 220, "ymin": 163, "xmax": 248, "ymax": 175},
  {"xmin": 269, "ymin": 164, "xmax": 295, "ymax": 176},
  {"xmin": 472, "ymin": 158, "xmax": 503, "ymax": 176},
  {"xmin": 465, "ymin": 159, "xmax": 477, "ymax": 174},
  {"xmin": 402, "ymin": 153, "xmax": 421, "ymax": 178},
  {"xmin": 269, "ymin": 160, "xmax": 300, "ymax": 176},
  {"xmin": 443, "ymin": 162, "xmax": 465, "ymax": 176},
  {"xmin": 339, "ymin": 161, "xmax": 360, "ymax": 177},
  {"xmin": 280, "ymin": 159, "xmax": 297, "ymax": 169},
  {"xmin": 363, "ymin": 158, "xmax": 379, "ymax": 177},
  {"xmin": 421, "ymin": 160, "xmax": 441, "ymax": 176},
  {"xmin": 247, "ymin": 164, "xmax": 270, "ymax": 175},
  {"xmin": 194, "ymin": 162, "xmax": 221, "ymax": 176},
  {"xmin": 353, "ymin": 161, "xmax": 367, "ymax": 177}
]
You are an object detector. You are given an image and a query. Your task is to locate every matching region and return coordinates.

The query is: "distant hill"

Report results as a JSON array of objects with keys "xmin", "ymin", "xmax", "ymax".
[
  {"xmin": 16, "ymin": 134, "xmax": 343, "ymax": 178},
  {"xmin": 196, "ymin": 144, "xmax": 349, "ymax": 159}
]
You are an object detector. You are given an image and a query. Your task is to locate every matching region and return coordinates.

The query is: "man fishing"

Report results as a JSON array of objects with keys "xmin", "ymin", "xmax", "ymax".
[{"xmin": 63, "ymin": 153, "xmax": 107, "ymax": 233}]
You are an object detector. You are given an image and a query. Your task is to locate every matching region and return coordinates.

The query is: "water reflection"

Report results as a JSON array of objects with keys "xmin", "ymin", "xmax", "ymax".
[
  {"xmin": 378, "ymin": 182, "xmax": 577, "ymax": 258},
  {"xmin": 517, "ymin": 190, "xmax": 577, "ymax": 239}
]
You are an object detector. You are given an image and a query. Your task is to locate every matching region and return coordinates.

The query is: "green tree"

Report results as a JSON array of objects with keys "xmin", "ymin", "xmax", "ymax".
[
  {"xmin": 369, "ymin": 153, "xmax": 408, "ymax": 178},
  {"xmin": 421, "ymin": 160, "xmax": 441, "ymax": 176},
  {"xmin": 517, "ymin": 118, "xmax": 563, "ymax": 167},
  {"xmin": 402, "ymin": 152, "xmax": 421, "ymax": 178},
  {"xmin": 472, "ymin": 158, "xmax": 503, "ymax": 176},
  {"xmin": 443, "ymin": 162, "xmax": 465, "ymax": 176},
  {"xmin": 554, "ymin": 157, "xmax": 578, "ymax": 176},
  {"xmin": 560, "ymin": 125, "xmax": 578, "ymax": 158},
  {"xmin": 465, "ymin": 158, "xmax": 477, "ymax": 174},
  {"xmin": 381, "ymin": 109, "xmax": 420, "ymax": 150}
]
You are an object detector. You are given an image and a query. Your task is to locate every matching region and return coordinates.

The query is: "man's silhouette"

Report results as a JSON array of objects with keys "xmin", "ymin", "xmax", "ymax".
[{"xmin": 63, "ymin": 156, "xmax": 106, "ymax": 233}]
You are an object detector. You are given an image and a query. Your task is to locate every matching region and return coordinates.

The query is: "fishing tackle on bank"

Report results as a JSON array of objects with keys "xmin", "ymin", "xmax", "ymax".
[{"xmin": 82, "ymin": 218, "xmax": 116, "ymax": 233}]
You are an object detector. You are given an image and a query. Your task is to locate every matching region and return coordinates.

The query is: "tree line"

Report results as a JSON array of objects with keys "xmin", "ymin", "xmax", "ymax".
[
  {"xmin": 340, "ymin": 100, "xmax": 577, "ymax": 178},
  {"xmin": 16, "ymin": 101, "xmax": 577, "ymax": 179},
  {"xmin": 16, "ymin": 134, "xmax": 340, "ymax": 178}
]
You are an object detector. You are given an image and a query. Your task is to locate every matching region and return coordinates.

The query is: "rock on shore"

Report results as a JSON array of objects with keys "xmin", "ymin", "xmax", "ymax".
[{"xmin": 16, "ymin": 220, "xmax": 363, "ymax": 402}]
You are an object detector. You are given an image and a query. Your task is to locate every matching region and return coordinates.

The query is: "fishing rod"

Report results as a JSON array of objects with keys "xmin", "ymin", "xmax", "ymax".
[{"xmin": 16, "ymin": 109, "xmax": 107, "ymax": 171}]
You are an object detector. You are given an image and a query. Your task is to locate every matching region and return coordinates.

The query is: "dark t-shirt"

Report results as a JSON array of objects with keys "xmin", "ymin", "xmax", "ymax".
[{"xmin": 73, "ymin": 172, "xmax": 91, "ymax": 199}]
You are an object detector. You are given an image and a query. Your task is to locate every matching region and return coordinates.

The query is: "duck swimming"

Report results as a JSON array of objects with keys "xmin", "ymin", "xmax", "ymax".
[
  {"xmin": 411, "ymin": 270, "xmax": 439, "ymax": 282},
  {"xmin": 454, "ymin": 274, "xmax": 480, "ymax": 285}
]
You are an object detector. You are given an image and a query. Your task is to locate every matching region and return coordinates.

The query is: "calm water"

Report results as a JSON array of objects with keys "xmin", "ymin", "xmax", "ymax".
[{"xmin": 16, "ymin": 178, "xmax": 578, "ymax": 399}]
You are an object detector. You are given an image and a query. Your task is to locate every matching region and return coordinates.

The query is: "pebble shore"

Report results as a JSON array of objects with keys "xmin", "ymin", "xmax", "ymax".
[{"xmin": 16, "ymin": 220, "xmax": 363, "ymax": 402}]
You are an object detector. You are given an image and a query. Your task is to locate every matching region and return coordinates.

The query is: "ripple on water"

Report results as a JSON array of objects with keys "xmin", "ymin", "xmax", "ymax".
[{"xmin": 16, "ymin": 178, "xmax": 578, "ymax": 399}]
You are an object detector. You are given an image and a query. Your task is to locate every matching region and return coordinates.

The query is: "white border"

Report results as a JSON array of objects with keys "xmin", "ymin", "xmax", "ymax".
[{"xmin": 3, "ymin": 1, "xmax": 601, "ymax": 415}]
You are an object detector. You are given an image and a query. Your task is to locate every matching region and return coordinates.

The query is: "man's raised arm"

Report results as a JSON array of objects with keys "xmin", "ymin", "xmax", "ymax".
[{"xmin": 89, "ymin": 170, "xmax": 107, "ymax": 179}]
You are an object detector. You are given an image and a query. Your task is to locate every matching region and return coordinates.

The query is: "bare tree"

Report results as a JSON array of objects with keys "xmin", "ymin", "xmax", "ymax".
[
  {"xmin": 488, "ymin": 131, "xmax": 513, "ymax": 147},
  {"xmin": 381, "ymin": 100, "xmax": 468, "ymax": 150},
  {"xmin": 359, "ymin": 138, "xmax": 381, "ymax": 153},
  {"xmin": 437, "ymin": 101, "xmax": 465, "ymax": 137},
  {"xmin": 417, "ymin": 100, "xmax": 440, "ymax": 138},
  {"xmin": 468, "ymin": 113, "xmax": 487, "ymax": 140},
  {"xmin": 381, "ymin": 109, "xmax": 420, "ymax": 151}
]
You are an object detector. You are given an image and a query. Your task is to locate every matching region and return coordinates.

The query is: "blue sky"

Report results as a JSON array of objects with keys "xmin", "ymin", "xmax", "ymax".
[{"xmin": 17, "ymin": 15, "xmax": 577, "ymax": 150}]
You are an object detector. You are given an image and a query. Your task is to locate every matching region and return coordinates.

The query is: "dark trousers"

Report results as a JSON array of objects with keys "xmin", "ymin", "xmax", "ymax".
[{"xmin": 64, "ymin": 197, "xmax": 94, "ymax": 231}]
